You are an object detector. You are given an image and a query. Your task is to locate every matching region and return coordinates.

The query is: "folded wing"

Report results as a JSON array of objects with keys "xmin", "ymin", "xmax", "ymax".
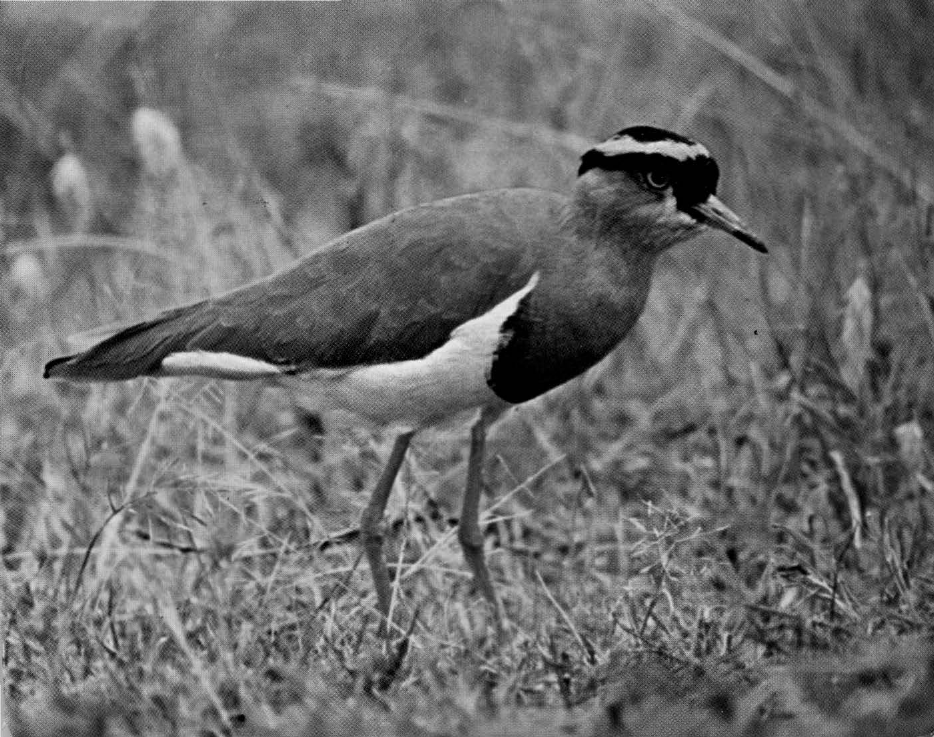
[{"xmin": 45, "ymin": 189, "xmax": 566, "ymax": 382}]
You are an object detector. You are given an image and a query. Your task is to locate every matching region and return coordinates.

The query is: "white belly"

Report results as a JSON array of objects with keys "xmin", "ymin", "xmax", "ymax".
[
  {"xmin": 289, "ymin": 349, "xmax": 503, "ymax": 428},
  {"xmin": 284, "ymin": 273, "xmax": 538, "ymax": 428}
]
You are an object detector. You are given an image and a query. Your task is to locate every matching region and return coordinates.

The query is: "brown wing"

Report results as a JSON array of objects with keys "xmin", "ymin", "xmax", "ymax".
[{"xmin": 45, "ymin": 189, "xmax": 568, "ymax": 381}]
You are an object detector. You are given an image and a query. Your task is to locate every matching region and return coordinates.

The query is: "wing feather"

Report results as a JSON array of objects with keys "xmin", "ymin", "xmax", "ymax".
[{"xmin": 45, "ymin": 189, "xmax": 567, "ymax": 381}]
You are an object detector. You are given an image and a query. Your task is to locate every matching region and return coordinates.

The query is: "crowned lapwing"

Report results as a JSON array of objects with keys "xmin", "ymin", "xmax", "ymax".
[{"xmin": 44, "ymin": 125, "xmax": 766, "ymax": 637}]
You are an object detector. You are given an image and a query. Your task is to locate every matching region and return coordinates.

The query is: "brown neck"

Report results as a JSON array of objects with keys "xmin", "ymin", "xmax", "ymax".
[{"xmin": 486, "ymin": 197, "xmax": 659, "ymax": 404}]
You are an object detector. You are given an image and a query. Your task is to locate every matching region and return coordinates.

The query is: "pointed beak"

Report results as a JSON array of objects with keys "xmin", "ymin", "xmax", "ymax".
[{"xmin": 686, "ymin": 195, "xmax": 768, "ymax": 253}]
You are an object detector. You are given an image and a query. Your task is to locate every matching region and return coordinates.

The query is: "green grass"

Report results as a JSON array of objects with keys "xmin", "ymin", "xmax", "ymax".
[{"xmin": 3, "ymin": 2, "xmax": 934, "ymax": 735}]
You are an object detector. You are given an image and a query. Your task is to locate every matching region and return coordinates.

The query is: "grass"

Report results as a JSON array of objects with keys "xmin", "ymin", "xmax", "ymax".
[{"xmin": 3, "ymin": 1, "xmax": 934, "ymax": 735}]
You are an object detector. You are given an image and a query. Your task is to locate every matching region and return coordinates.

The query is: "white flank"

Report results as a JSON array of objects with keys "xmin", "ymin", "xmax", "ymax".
[
  {"xmin": 159, "ymin": 351, "xmax": 288, "ymax": 379},
  {"xmin": 595, "ymin": 136, "xmax": 710, "ymax": 161},
  {"xmin": 285, "ymin": 272, "xmax": 540, "ymax": 428}
]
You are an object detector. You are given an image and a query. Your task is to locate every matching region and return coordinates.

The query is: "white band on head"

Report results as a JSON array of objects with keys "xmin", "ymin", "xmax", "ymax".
[{"xmin": 595, "ymin": 135, "xmax": 710, "ymax": 162}]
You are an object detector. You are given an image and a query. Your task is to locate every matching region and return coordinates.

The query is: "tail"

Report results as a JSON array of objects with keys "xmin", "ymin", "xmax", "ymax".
[
  {"xmin": 44, "ymin": 310, "xmax": 200, "ymax": 381},
  {"xmin": 44, "ymin": 293, "xmax": 295, "ymax": 382}
]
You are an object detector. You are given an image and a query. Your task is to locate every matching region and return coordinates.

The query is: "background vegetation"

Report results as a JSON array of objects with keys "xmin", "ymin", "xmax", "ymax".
[{"xmin": 2, "ymin": 1, "xmax": 934, "ymax": 734}]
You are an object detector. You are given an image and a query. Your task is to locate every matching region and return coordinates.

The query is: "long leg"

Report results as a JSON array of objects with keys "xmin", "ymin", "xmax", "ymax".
[
  {"xmin": 457, "ymin": 406, "xmax": 505, "ymax": 635},
  {"xmin": 359, "ymin": 430, "xmax": 415, "ymax": 633}
]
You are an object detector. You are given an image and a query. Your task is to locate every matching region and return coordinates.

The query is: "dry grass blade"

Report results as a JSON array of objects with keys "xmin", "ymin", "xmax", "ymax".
[
  {"xmin": 829, "ymin": 450, "xmax": 863, "ymax": 550},
  {"xmin": 0, "ymin": 235, "xmax": 175, "ymax": 263},
  {"xmin": 288, "ymin": 75, "xmax": 590, "ymax": 153},
  {"xmin": 839, "ymin": 268, "xmax": 873, "ymax": 394},
  {"xmin": 155, "ymin": 594, "xmax": 232, "ymax": 732},
  {"xmin": 894, "ymin": 246, "xmax": 934, "ymax": 353},
  {"xmin": 646, "ymin": 0, "xmax": 934, "ymax": 206},
  {"xmin": 535, "ymin": 571, "xmax": 588, "ymax": 659}
]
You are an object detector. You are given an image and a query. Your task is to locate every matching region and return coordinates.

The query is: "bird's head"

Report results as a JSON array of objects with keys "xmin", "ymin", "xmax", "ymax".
[{"xmin": 575, "ymin": 125, "xmax": 767, "ymax": 254}]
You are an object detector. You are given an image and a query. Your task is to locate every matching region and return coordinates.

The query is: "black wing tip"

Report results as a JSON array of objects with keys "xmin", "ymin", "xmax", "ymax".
[
  {"xmin": 44, "ymin": 355, "xmax": 76, "ymax": 379},
  {"xmin": 738, "ymin": 230, "xmax": 769, "ymax": 254}
]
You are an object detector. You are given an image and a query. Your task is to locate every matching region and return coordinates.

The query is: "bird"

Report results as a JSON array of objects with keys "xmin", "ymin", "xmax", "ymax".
[{"xmin": 44, "ymin": 125, "xmax": 766, "ymax": 638}]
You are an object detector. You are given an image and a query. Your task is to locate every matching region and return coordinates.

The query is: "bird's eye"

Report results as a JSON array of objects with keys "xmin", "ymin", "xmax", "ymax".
[{"xmin": 643, "ymin": 170, "xmax": 670, "ymax": 191}]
